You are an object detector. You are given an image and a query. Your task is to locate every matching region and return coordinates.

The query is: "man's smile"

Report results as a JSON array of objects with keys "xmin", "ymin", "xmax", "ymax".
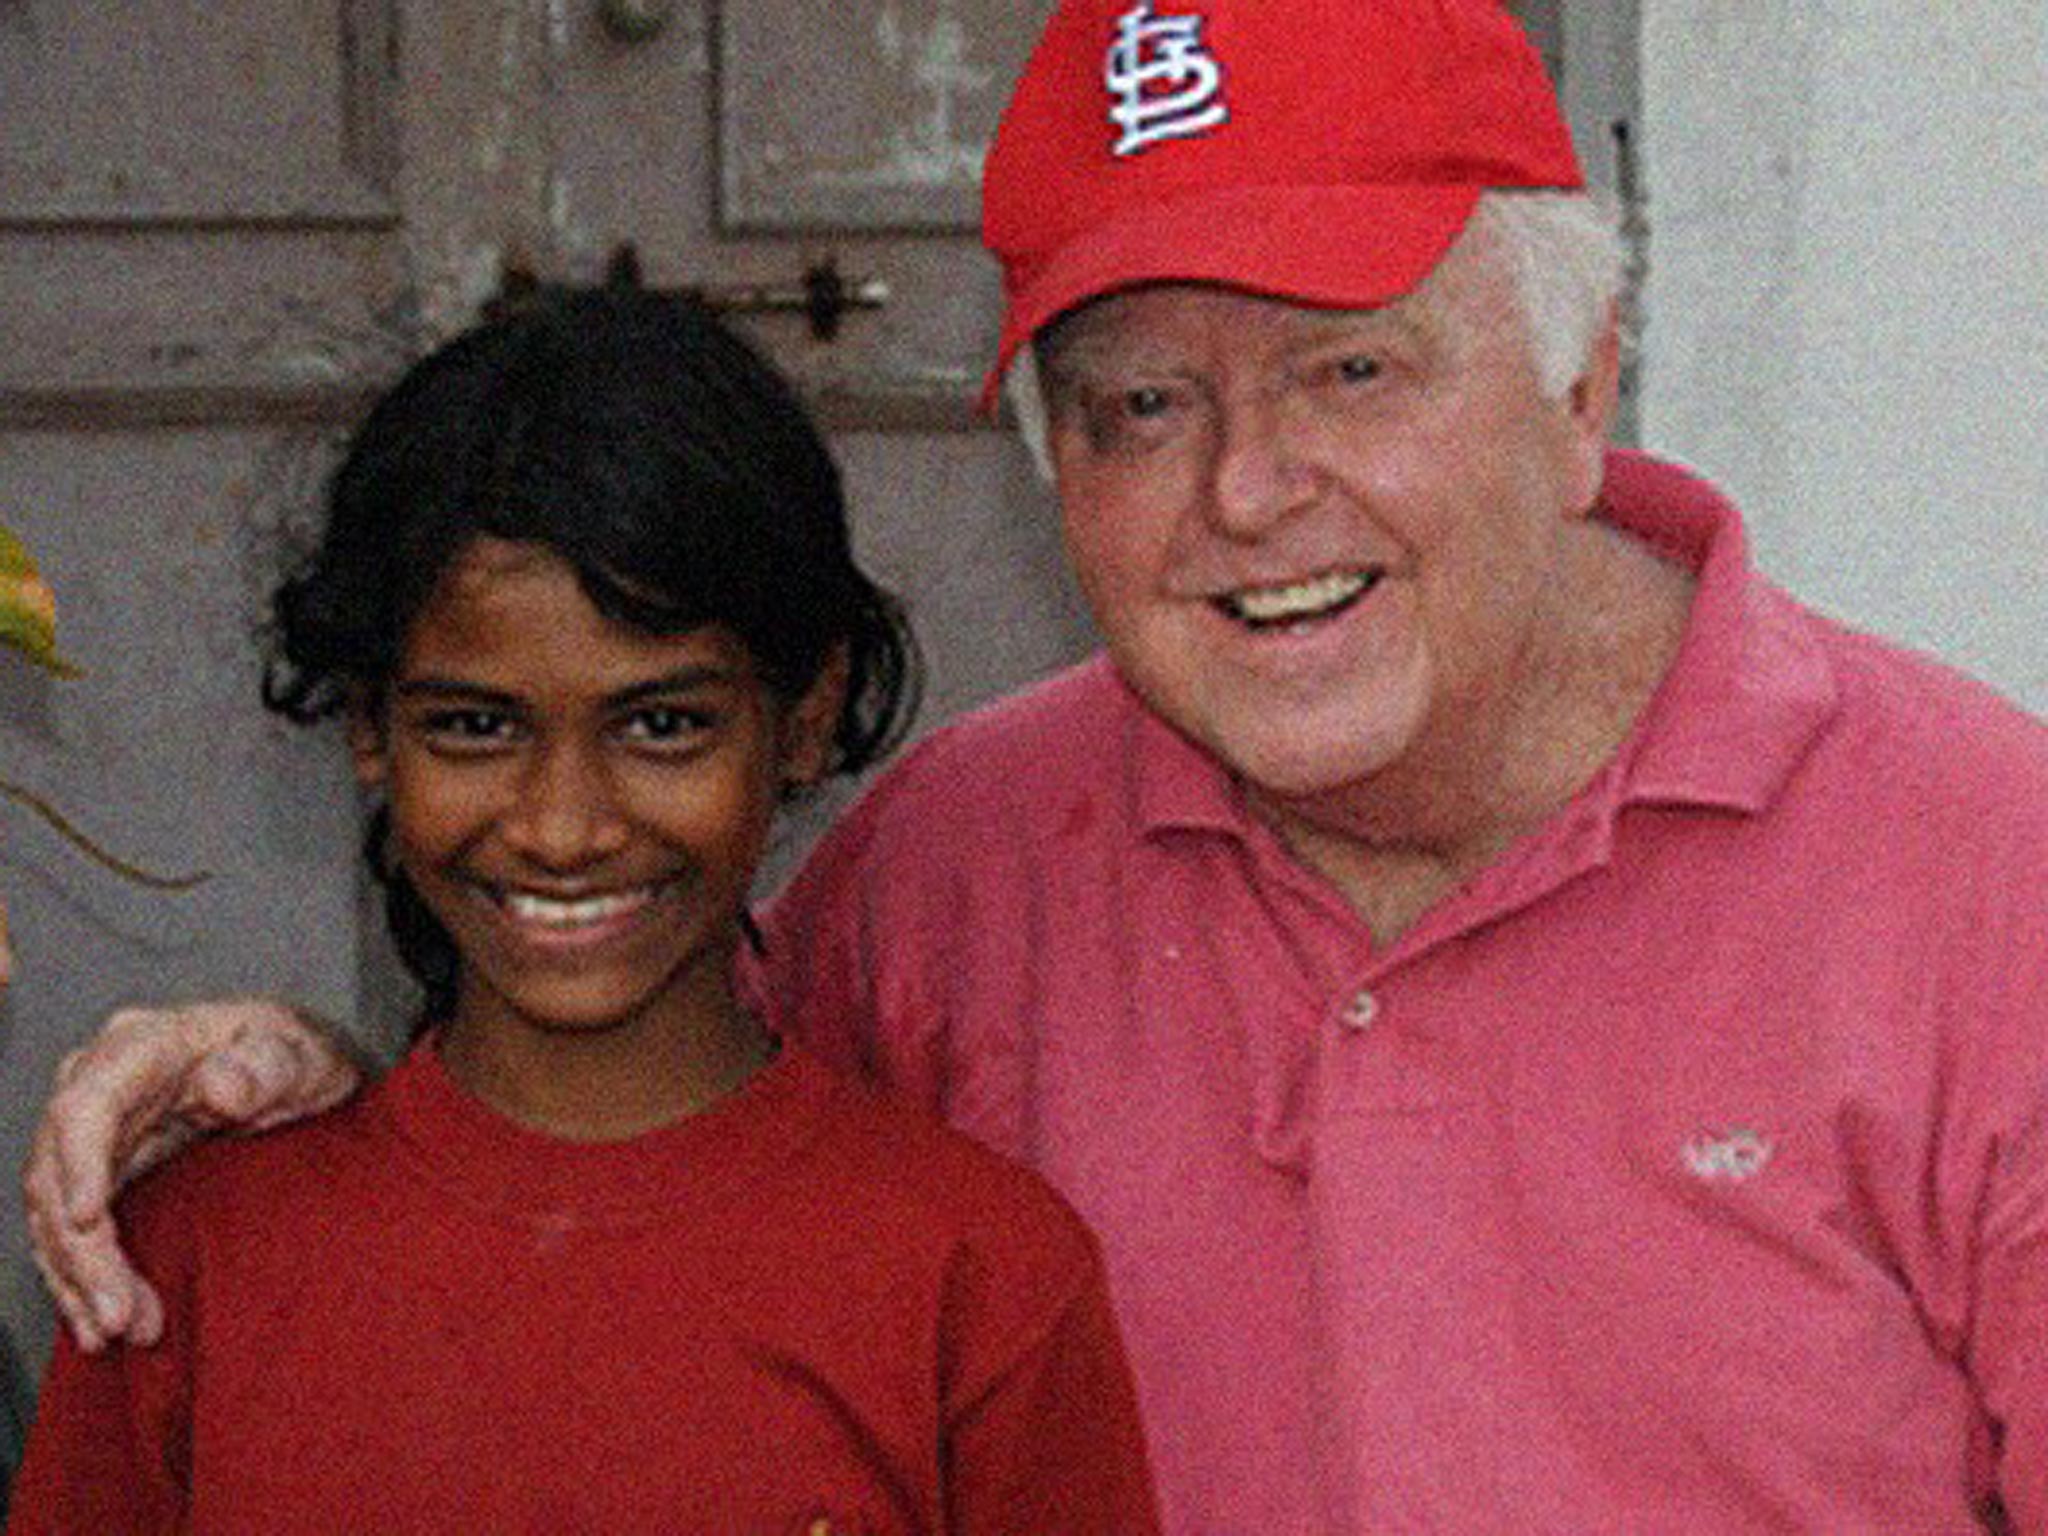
[{"xmin": 1214, "ymin": 568, "xmax": 1383, "ymax": 630}]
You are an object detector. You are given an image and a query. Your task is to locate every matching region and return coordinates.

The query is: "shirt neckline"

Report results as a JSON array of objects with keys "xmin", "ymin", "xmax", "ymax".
[{"xmin": 369, "ymin": 1034, "xmax": 837, "ymax": 1228}]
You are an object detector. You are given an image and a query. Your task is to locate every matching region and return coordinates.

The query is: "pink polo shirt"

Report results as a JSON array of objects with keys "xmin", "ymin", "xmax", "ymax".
[{"xmin": 753, "ymin": 451, "xmax": 2048, "ymax": 1532}]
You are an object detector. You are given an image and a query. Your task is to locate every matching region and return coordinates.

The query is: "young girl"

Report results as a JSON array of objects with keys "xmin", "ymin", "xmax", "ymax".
[{"xmin": 8, "ymin": 285, "xmax": 1158, "ymax": 1532}]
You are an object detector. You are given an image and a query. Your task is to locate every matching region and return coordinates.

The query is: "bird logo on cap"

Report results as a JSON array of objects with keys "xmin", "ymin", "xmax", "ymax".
[{"xmin": 1105, "ymin": 1, "xmax": 1229, "ymax": 157}]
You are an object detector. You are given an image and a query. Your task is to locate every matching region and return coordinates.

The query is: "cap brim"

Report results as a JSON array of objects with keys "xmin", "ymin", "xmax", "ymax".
[{"xmin": 981, "ymin": 181, "xmax": 1483, "ymax": 414}]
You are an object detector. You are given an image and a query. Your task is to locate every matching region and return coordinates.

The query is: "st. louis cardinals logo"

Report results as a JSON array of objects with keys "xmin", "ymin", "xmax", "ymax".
[{"xmin": 1104, "ymin": 1, "xmax": 1229, "ymax": 157}]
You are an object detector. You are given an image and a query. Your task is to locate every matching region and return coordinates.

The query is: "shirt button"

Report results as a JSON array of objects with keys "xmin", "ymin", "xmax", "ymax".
[{"xmin": 1340, "ymin": 990, "xmax": 1378, "ymax": 1030}]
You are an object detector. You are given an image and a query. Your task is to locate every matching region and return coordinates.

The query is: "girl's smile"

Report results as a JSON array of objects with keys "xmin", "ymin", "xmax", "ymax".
[{"xmin": 489, "ymin": 880, "xmax": 671, "ymax": 935}]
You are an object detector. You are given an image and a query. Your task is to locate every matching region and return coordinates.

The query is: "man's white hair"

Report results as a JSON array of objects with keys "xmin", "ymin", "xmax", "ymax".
[{"xmin": 1004, "ymin": 188, "xmax": 1626, "ymax": 481}]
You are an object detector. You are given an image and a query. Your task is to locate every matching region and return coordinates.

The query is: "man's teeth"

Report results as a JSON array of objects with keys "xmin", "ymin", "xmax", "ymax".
[
  {"xmin": 1224, "ymin": 570, "xmax": 1375, "ymax": 625},
  {"xmin": 501, "ymin": 889, "xmax": 650, "ymax": 928}
]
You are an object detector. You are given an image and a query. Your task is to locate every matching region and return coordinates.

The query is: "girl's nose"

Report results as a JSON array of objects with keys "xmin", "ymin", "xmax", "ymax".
[{"xmin": 498, "ymin": 739, "xmax": 630, "ymax": 869}]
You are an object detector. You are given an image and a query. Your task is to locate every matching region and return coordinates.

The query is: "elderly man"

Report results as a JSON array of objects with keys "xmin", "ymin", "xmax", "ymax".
[{"xmin": 23, "ymin": 0, "xmax": 2048, "ymax": 1528}]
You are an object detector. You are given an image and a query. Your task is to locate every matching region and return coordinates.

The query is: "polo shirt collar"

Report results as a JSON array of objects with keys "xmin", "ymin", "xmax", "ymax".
[
  {"xmin": 1125, "ymin": 449, "xmax": 1840, "ymax": 838},
  {"xmin": 1599, "ymin": 449, "xmax": 1839, "ymax": 815},
  {"xmin": 1125, "ymin": 667, "xmax": 1250, "ymax": 835}
]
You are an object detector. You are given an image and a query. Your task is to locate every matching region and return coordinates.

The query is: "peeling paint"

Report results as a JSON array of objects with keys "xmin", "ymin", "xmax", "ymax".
[
  {"xmin": 450, "ymin": 241, "xmax": 507, "ymax": 323},
  {"xmin": 404, "ymin": 233, "xmax": 506, "ymax": 342},
  {"xmin": 274, "ymin": 348, "xmax": 350, "ymax": 383},
  {"xmin": 547, "ymin": 171, "xmax": 600, "ymax": 281},
  {"xmin": 459, "ymin": 0, "xmax": 574, "ymax": 289},
  {"xmin": 812, "ymin": 2, "xmax": 991, "ymax": 190},
  {"xmin": 477, "ymin": 2, "xmax": 528, "ymax": 179}
]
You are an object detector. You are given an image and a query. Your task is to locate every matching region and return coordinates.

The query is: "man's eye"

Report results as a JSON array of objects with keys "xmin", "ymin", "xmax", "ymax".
[
  {"xmin": 1333, "ymin": 354, "xmax": 1380, "ymax": 385},
  {"xmin": 1077, "ymin": 383, "xmax": 1186, "ymax": 452}
]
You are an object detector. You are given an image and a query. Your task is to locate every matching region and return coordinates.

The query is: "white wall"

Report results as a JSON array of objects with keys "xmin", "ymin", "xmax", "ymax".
[{"xmin": 1637, "ymin": 3, "xmax": 2048, "ymax": 710}]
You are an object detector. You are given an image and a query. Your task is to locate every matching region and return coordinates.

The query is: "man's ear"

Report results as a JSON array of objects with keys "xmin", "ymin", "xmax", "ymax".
[
  {"xmin": 345, "ymin": 692, "xmax": 390, "ymax": 790},
  {"xmin": 779, "ymin": 646, "xmax": 851, "ymax": 793},
  {"xmin": 1557, "ymin": 306, "xmax": 1622, "ymax": 518}
]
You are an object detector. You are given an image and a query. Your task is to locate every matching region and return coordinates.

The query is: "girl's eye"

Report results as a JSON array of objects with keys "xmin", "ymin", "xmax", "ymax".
[
  {"xmin": 624, "ymin": 705, "xmax": 715, "ymax": 746},
  {"xmin": 420, "ymin": 708, "xmax": 514, "ymax": 746}
]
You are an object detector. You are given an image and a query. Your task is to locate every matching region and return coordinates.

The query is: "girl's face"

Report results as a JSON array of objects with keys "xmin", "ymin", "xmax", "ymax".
[{"xmin": 349, "ymin": 538, "xmax": 839, "ymax": 1049}]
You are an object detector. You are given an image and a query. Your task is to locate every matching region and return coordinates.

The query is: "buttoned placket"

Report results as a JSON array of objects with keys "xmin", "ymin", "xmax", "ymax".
[{"xmin": 1338, "ymin": 987, "xmax": 1379, "ymax": 1032}]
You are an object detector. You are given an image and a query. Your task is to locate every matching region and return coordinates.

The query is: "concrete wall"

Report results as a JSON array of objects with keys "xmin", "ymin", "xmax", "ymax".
[
  {"xmin": 1637, "ymin": 3, "xmax": 2048, "ymax": 709},
  {"xmin": 0, "ymin": 431, "xmax": 368, "ymax": 1382}
]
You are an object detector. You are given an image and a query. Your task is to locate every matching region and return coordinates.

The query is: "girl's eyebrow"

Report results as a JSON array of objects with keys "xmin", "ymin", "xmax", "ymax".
[
  {"xmin": 604, "ymin": 668, "xmax": 746, "ymax": 707},
  {"xmin": 392, "ymin": 666, "xmax": 745, "ymax": 709},
  {"xmin": 390, "ymin": 678, "xmax": 519, "ymax": 706}
]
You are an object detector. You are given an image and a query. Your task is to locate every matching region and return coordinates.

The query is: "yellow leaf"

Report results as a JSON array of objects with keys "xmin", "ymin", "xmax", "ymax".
[{"xmin": 0, "ymin": 524, "xmax": 82, "ymax": 678}]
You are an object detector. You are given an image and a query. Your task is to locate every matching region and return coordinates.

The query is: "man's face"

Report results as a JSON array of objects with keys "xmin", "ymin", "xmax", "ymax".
[{"xmin": 1039, "ymin": 228, "xmax": 1612, "ymax": 814}]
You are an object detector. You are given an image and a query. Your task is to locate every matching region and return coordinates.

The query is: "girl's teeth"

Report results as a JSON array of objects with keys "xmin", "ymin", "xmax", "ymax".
[
  {"xmin": 502, "ymin": 890, "xmax": 648, "ymax": 928},
  {"xmin": 1227, "ymin": 570, "xmax": 1373, "ymax": 624}
]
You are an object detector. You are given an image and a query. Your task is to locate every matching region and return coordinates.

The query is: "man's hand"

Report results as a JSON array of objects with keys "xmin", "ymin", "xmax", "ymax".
[{"xmin": 21, "ymin": 999, "xmax": 362, "ymax": 1352}]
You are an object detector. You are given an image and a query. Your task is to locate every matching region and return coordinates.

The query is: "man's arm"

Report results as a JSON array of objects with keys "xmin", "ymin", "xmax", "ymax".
[
  {"xmin": 1976, "ymin": 1099, "xmax": 2048, "ymax": 1532},
  {"xmin": 19, "ymin": 1000, "xmax": 361, "ymax": 1352}
]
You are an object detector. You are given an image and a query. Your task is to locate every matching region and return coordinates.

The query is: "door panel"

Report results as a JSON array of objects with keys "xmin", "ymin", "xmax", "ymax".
[
  {"xmin": 541, "ymin": 3, "xmax": 1028, "ymax": 424},
  {"xmin": 0, "ymin": 0, "xmax": 407, "ymax": 426},
  {"xmin": 0, "ymin": 0, "xmax": 397, "ymax": 222}
]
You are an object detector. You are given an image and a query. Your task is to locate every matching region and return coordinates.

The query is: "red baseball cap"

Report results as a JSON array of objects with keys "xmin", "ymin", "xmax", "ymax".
[{"xmin": 979, "ymin": 0, "xmax": 1583, "ymax": 408}]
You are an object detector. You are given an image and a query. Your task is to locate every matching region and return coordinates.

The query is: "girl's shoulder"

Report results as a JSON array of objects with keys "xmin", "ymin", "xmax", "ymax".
[
  {"xmin": 115, "ymin": 1086, "xmax": 389, "ymax": 1263},
  {"xmin": 777, "ymin": 1049, "xmax": 1105, "ymax": 1283}
]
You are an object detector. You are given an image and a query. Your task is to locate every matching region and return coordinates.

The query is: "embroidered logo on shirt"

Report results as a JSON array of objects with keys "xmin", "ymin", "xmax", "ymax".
[
  {"xmin": 1681, "ymin": 1128, "xmax": 1774, "ymax": 1182},
  {"xmin": 1105, "ymin": 1, "xmax": 1229, "ymax": 157}
]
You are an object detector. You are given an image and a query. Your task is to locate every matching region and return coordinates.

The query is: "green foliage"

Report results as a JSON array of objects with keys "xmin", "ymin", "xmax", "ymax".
[
  {"xmin": 0, "ymin": 523, "xmax": 208, "ymax": 889},
  {"xmin": 0, "ymin": 524, "xmax": 81, "ymax": 678}
]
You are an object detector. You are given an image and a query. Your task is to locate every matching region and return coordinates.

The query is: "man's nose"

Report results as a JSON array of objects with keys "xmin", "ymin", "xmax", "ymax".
[{"xmin": 1204, "ymin": 386, "xmax": 1319, "ymax": 540}]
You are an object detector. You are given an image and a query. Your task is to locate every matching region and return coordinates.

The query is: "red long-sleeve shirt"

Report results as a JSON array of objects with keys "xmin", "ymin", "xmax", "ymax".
[{"xmin": 9, "ymin": 1044, "xmax": 1159, "ymax": 1534}]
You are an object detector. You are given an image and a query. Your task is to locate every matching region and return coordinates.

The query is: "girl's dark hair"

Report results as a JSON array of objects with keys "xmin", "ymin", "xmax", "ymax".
[{"xmin": 263, "ymin": 281, "xmax": 918, "ymax": 1019}]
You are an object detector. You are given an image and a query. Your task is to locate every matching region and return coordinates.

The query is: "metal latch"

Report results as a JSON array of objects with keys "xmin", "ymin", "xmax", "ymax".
[
  {"xmin": 684, "ymin": 259, "xmax": 891, "ymax": 343},
  {"xmin": 491, "ymin": 246, "xmax": 889, "ymax": 343}
]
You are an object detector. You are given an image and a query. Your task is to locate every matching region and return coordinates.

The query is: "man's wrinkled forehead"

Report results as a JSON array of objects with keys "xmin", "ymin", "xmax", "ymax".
[{"xmin": 1034, "ymin": 272, "xmax": 1458, "ymax": 396}]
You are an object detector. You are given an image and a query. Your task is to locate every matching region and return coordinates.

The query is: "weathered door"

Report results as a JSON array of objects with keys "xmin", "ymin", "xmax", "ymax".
[{"xmin": 0, "ymin": 0, "xmax": 1635, "ymax": 1381}]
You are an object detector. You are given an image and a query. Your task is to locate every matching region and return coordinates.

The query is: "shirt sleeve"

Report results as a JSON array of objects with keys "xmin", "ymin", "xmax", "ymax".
[
  {"xmin": 937, "ymin": 1207, "xmax": 1160, "ymax": 1534},
  {"xmin": 1949, "ymin": 840, "xmax": 2048, "ymax": 1531},
  {"xmin": 752, "ymin": 793, "xmax": 886, "ymax": 1078},
  {"xmin": 5, "ymin": 1187, "xmax": 195, "ymax": 1533},
  {"xmin": 1975, "ymin": 1086, "xmax": 2048, "ymax": 1530},
  {"xmin": 754, "ymin": 760, "xmax": 955, "ymax": 1113}
]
